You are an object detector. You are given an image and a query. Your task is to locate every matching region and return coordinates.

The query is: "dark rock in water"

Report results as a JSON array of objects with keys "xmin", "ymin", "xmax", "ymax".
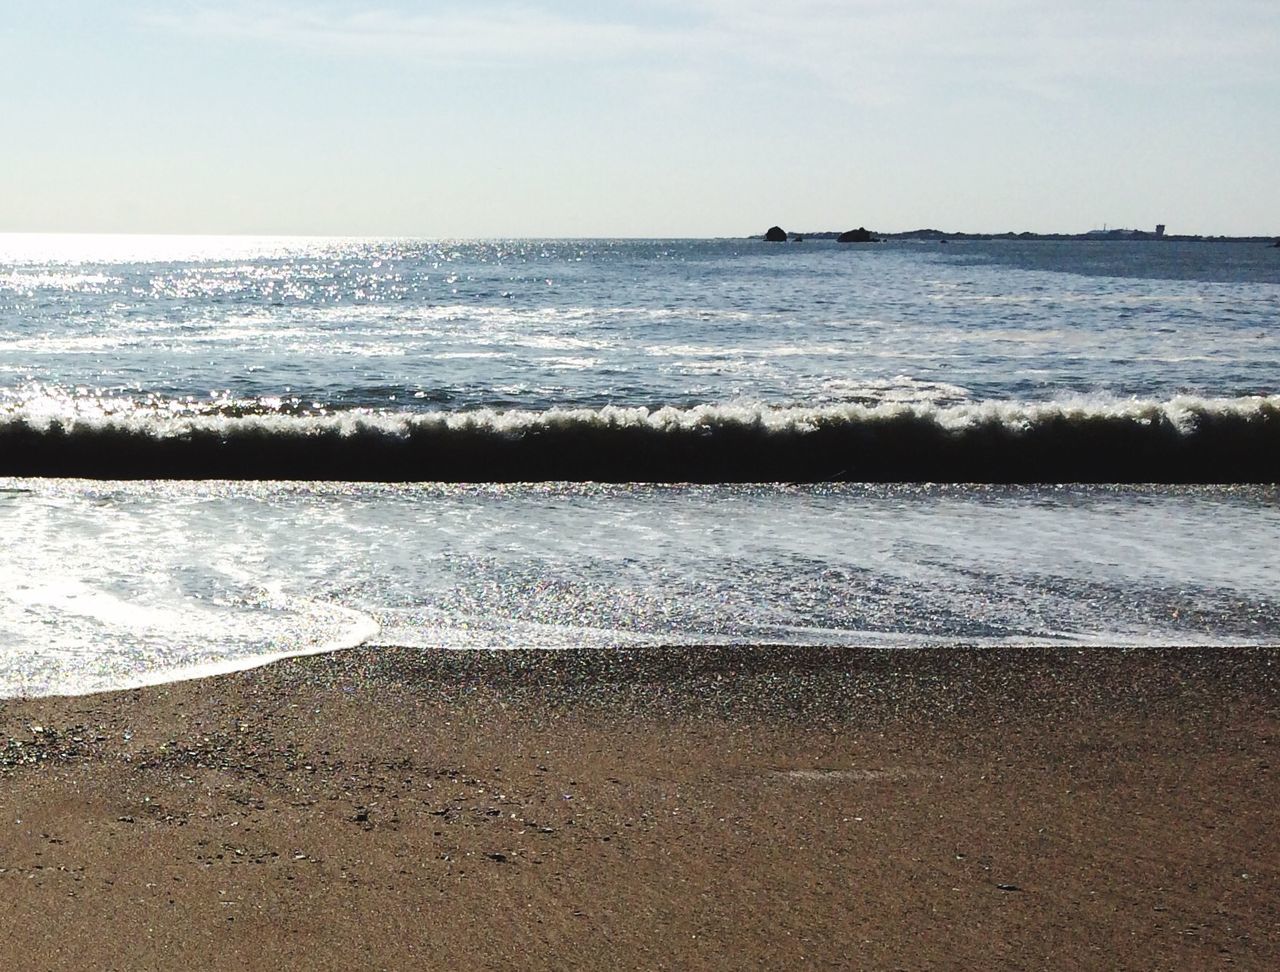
[
  {"xmin": 764, "ymin": 226, "xmax": 787, "ymax": 242},
  {"xmin": 792, "ymin": 235, "xmax": 804, "ymax": 243},
  {"xmin": 838, "ymin": 227, "xmax": 876, "ymax": 243},
  {"xmin": 1272, "ymin": 239, "xmax": 1280, "ymax": 248}
]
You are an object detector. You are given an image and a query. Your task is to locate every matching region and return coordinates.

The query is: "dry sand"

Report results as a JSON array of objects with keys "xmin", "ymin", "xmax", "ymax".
[{"xmin": 0, "ymin": 644, "xmax": 1277, "ymax": 970}]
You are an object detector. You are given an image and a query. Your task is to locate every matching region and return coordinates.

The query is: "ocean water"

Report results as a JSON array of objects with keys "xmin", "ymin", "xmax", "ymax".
[{"xmin": 0, "ymin": 234, "xmax": 1277, "ymax": 695}]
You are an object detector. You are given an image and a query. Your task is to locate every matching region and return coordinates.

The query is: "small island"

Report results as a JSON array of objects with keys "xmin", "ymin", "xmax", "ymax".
[
  {"xmin": 837, "ymin": 227, "xmax": 877, "ymax": 243},
  {"xmin": 756, "ymin": 224, "xmax": 1277, "ymax": 244}
]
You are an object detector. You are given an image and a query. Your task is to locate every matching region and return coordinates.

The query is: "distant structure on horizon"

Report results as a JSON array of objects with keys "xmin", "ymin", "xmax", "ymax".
[{"xmin": 1085, "ymin": 223, "xmax": 1167, "ymax": 239}]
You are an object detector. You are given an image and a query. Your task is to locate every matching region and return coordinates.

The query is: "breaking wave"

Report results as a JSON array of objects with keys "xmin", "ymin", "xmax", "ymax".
[{"xmin": 0, "ymin": 395, "xmax": 1276, "ymax": 483}]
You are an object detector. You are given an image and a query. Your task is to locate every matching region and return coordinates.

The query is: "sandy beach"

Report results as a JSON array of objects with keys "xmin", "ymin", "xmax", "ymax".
[{"xmin": 1, "ymin": 644, "xmax": 1276, "ymax": 970}]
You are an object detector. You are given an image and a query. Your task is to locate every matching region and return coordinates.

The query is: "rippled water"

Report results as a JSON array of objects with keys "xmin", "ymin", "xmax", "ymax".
[{"xmin": 2, "ymin": 236, "xmax": 1277, "ymax": 413}]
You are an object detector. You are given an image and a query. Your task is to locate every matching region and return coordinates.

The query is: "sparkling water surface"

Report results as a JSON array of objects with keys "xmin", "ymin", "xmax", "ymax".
[
  {"xmin": 3, "ymin": 236, "xmax": 1277, "ymax": 415},
  {"xmin": 1, "ymin": 480, "xmax": 1278, "ymax": 697},
  {"xmin": 1, "ymin": 235, "xmax": 1278, "ymax": 695}
]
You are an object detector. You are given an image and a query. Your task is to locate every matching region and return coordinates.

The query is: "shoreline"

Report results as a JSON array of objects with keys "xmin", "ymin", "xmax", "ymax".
[{"xmin": 3, "ymin": 643, "xmax": 1278, "ymax": 969}]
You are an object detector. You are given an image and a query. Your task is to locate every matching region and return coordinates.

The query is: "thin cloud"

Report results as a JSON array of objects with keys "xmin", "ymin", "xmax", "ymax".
[
  {"xmin": 140, "ymin": 4, "xmax": 681, "ymax": 66},
  {"xmin": 682, "ymin": 0, "xmax": 1280, "ymax": 99},
  {"xmin": 141, "ymin": 1, "xmax": 1280, "ymax": 100}
]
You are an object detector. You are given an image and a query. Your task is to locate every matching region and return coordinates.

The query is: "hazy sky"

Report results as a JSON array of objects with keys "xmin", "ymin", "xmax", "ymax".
[{"xmin": 3, "ymin": 1, "xmax": 1278, "ymax": 237}]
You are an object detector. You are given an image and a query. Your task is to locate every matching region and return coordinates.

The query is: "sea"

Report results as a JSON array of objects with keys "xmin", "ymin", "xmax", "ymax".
[{"xmin": 1, "ymin": 233, "xmax": 1277, "ymax": 697}]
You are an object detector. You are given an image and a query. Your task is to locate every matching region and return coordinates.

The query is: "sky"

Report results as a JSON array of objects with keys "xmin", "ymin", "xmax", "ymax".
[{"xmin": 2, "ymin": 0, "xmax": 1278, "ymax": 237}]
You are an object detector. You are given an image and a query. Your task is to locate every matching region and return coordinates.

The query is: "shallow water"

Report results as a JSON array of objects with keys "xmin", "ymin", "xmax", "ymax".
[{"xmin": 1, "ymin": 480, "xmax": 1277, "ymax": 697}]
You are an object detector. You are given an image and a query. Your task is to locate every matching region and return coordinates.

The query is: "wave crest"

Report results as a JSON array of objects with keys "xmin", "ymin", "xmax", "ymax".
[{"xmin": 1, "ymin": 395, "xmax": 1276, "ymax": 483}]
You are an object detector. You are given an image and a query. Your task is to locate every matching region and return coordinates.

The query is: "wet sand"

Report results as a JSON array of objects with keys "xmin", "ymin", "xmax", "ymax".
[{"xmin": 1, "ymin": 644, "xmax": 1277, "ymax": 970}]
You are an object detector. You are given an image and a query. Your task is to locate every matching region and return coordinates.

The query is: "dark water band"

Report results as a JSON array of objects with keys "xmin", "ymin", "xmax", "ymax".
[{"xmin": 1, "ymin": 400, "xmax": 1276, "ymax": 483}]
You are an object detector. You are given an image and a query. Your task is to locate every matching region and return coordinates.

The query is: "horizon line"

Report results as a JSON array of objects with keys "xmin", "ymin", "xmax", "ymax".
[{"xmin": 1, "ymin": 228, "xmax": 1276, "ymax": 241}]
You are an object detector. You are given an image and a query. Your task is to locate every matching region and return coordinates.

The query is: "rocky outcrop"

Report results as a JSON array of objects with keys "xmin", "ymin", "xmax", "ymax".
[
  {"xmin": 764, "ymin": 226, "xmax": 787, "ymax": 242},
  {"xmin": 837, "ymin": 227, "xmax": 876, "ymax": 243}
]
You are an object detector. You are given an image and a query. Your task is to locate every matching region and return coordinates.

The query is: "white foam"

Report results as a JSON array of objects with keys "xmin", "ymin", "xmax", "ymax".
[
  {"xmin": 1, "ymin": 479, "xmax": 1277, "ymax": 699},
  {"xmin": 0, "ymin": 486, "xmax": 381, "ymax": 697},
  {"xmin": 2, "ymin": 389, "xmax": 1276, "ymax": 439}
]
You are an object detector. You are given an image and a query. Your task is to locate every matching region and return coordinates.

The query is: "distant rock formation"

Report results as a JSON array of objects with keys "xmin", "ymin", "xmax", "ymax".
[
  {"xmin": 838, "ymin": 227, "xmax": 876, "ymax": 243},
  {"xmin": 764, "ymin": 226, "xmax": 788, "ymax": 242},
  {"xmin": 1273, "ymin": 238, "xmax": 1280, "ymax": 248}
]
